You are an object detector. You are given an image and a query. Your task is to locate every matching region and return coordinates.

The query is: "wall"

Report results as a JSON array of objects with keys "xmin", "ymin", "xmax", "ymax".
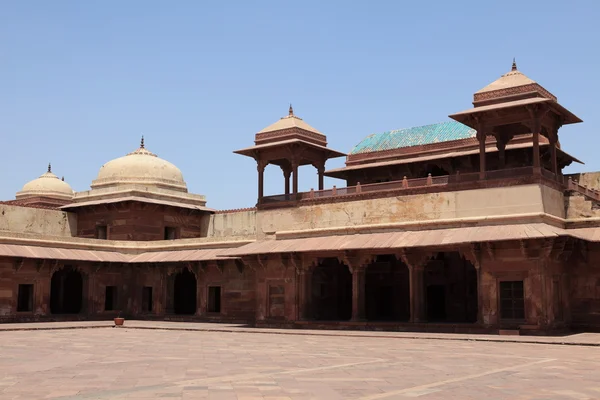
[
  {"xmin": 0, "ymin": 204, "xmax": 76, "ymax": 237},
  {"xmin": 76, "ymin": 202, "xmax": 208, "ymax": 240},
  {"xmin": 570, "ymin": 244, "xmax": 600, "ymax": 329},
  {"xmin": 207, "ymin": 210, "xmax": 257, "ymax": 238},
  {"xmin": 257, "ymin": 184, "xmax": 556, "ymax": 237}
]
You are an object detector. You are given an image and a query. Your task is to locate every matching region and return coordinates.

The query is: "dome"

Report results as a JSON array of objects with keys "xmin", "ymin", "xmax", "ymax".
[
  {"xmin": 91, "ymin": 138, "xmax": 187, "ymax": 192},
  {"xmin": 16, "ymin": 164, "xmax": 74, "ymax": 201}
]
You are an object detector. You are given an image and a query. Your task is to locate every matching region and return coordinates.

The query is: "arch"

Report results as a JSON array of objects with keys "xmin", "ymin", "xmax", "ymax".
[
  {"xmin": 310, "ymin": 258, "xmax": 352, "ymax": 321},
  {"xmin": 50, "ymin": 266, "xmax": 83, "ymax": 314},
  {"xmin": 173, "ymin": 268, "xmax": 197, "ymax": 315},
  {"xmin": 365, "ymin": 255, "xmax": 410, "ymax": 321},
  {"xmin": 424, "ymin": 252, "xmax": 478, "ymax": 323}
]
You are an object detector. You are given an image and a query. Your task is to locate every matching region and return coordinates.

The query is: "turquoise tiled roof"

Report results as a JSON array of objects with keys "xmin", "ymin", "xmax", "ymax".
[{"xmin": 349, "ymin": 121, "xmax": 477, "ymax": 155}]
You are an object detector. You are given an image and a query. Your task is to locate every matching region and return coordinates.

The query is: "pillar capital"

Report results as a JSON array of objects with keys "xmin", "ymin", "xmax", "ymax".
[
  {"xmin": 257, "ymin": 159, "xmax": 268, "ymax": 173},
  {"xmin": 396, "ymin": 249, "xmax": 432, "ymax": 270},
  {"xmin": 339, "ymin": 251, "xmax": 374, "ymax": 274}
]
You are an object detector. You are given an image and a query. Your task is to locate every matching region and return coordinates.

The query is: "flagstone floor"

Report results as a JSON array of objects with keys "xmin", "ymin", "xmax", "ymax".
[{"xmin": 1, "ymin": 326, "xmax": 599, "ymax": 399}]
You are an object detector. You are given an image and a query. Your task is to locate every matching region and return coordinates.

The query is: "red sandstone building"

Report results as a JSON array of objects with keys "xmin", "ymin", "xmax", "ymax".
[{"xmin": 2, "ymin": 62, "xmax": 600, "ymax": 334}]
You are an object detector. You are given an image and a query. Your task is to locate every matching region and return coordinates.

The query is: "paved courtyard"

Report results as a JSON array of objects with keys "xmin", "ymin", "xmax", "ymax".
[{"xmin": 1, "ymin": 325, "xmax": 600, "ymax": 399}]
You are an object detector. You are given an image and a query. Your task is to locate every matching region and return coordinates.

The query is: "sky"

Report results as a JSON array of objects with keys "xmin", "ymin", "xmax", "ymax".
[{"xmin": 1, "ymin": 1, "xmax": 599, "ymax": 210}]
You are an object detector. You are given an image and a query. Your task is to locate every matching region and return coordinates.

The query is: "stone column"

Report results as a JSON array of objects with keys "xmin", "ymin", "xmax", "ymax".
[
  {"xmin": 283, "ymin": 168, "xmax": 291, "ymax": 197},
  {"xmin": 257, "ymin": 160, "xmax": 266, "ymax": 203},
  {"xmin": 497, "ymin": 138, "xmax": 506, "ymax": 169},
  {"xmin": 408, "ymin": 265, "xmax": 425, "ymax": 323},
  {"xmin": 297, "ymin": 265, "xmax": 314, "ymax": 321},
  {"xmin": 315, "ymin": 161, "xmax": 325, "ymax": 191},
  {"xmin": 292, "ymin": 160, "xmax": 299, "ymax": 195},
  {"xmin": 475, "ymin": 264, "xmax": 483, "ymax": 324},
  {"xmin": 530, "ymin": 116, "xmax": 542, "ymax": 173},
  {"xmin": 549, "ymin": 129, "xmax": 559, "ymax": 177},
  {"xmin": 400, "ymin": 251, "xmax": 430, "ymax": 323},
  {"xmin": 476, "ymin": 130, "xmax": 486, "ymax": 180},
  {"xmin": 351, "ymin": 265, "xmax": 367, "ymax": 321}
]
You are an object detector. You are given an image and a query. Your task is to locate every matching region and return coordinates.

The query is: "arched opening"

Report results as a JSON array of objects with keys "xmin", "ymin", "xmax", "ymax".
[
  {"xmin": 365, "ymin": 255, "xmax": 410, "ymax": 321},
  {"xmin": 311, "ymin": 258, "xmax": 352, "ymax": 321},
  {"xmin": 424, "ymin": 252, "xmax": 478, "ymax": 323},
  {"xmin": 50, "ymin": 267, "xmax": 83, "ymax": 314},
  {"xmin": 173, "ymin": 268, "xmax": 197, "ymax": 315}
]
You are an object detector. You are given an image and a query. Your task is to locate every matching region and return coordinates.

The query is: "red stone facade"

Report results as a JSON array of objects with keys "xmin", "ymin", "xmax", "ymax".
[{"xmin": 75, "ymin": 202, "xmax": 209, "ymax": 241}]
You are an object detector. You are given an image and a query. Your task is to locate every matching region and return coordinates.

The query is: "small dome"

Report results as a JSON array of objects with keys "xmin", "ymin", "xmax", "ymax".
[
  {"xmin": 91, "ymin": 138, "xmax": 187, "ymax": 192},
  {"xmin": 16, "ymin": 164, "xmax": 74, "ymax": 201}
]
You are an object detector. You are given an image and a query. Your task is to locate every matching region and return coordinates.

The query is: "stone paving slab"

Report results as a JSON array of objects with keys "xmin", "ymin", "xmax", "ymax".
[
  {"xmin": 2, "ymin": 320, "xmax": 600, "ymax": 346},
  {"xmin": 1, "ymin": 328, "xmax": 600, "ymax": 399}
]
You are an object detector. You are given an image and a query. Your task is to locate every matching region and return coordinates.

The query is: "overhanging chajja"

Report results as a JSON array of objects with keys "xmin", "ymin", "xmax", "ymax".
[
  {"xmin": 0, "ymin": 244, "xmax": 236, "ymax": 263},
  {"xmin": 220, "ymin": 223, "xmax": 567, "ymax": 256}
]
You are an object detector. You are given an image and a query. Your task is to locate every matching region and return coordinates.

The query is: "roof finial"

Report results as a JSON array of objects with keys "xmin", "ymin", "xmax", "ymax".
[
  {"xmin": 289, "ymin": 103, "xmax": 294, "ymax": 116},
  {"xmin": 512, "ymin": 58, "xmax": 517, "ymax": 71},
  {"xmin": 47, "ymin": 163, "xmax": 51, "ymax": 173},
  {"xmin": 140, "ymin": 135, "xmax": 145, "ymax": 149}
]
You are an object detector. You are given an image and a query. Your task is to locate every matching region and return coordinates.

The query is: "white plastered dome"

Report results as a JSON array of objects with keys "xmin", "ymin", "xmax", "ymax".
[
  {"xmin": 16, "ymin": 164, "xmax": 74, "ymax": 200},
  {"xmin": 91, "ymin": 138, "xmax": 187, "ymax": 192}
]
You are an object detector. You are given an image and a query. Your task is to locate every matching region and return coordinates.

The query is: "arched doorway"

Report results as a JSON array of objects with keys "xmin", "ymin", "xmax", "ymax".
[
  {"xmin": 173, "ymin": 268, "xmax": 197, "ymax": 315},
  {"xmin": 311, "ymin": 258, "xmax": 352, "ymax": 321},
  {"xmin": 365, "ymin": 255, "xmax": 410, "ymax": 321},
  {"xmin": 50, "ymin": 266, "xmax": 83, "ymax": 314},
  {"xmin": 424, "ymin": 252, "xmax": 478, "ymax": 323}
]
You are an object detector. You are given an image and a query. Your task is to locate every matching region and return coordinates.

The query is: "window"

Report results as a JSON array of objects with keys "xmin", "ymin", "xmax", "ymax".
[
  {"xmin": 500, "ymin": 281, "xmax": 525, "ymax": 320},
  {"xmin": 105, "ymin": 286, "xmax": 117, "ymax": 311},
  {"xmin": 96, "ymin": 225, "xmax": 108, "ymax": 240},
  {"xmin": 142, "ymin": 287, "xmax": 153, "ymax": 312},
  {"xmin": 17, "ymin": 284, "xmax": 33, "ymax": 312},
  {"xmin": 207, "ymin": 286, "xmax": 221, "ymax": 313},
  {"xmin": 164, "ymin": 227, "xmax": 177, "ymax": 240}
]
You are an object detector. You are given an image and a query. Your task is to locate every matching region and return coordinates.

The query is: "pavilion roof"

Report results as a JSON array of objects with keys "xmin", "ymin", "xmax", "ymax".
[
  {"xmin": 258, "ymin": 105, "xmax": 324, "ymax": 136},
  {"xmin": 349, "ymin": 121, "xmax": 476, "ymax": 155}
]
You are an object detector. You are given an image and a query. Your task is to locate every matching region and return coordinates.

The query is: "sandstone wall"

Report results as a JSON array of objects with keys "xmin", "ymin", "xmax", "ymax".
[
  {"xmin": 257, "ymin": 184, "xmax": 561, "ymax": 236},
  {"xmin": 0, "ymin": 204, "xmax": 76, "ymax": 237},
  {"xmin": 207, "ymin": 210, "xmax": 257, "ymax": 238}
]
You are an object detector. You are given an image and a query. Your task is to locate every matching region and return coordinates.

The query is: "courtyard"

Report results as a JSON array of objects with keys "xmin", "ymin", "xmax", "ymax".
[{"xmin": 0, "ymin": 323, "xmax": 599, "ymax": 399}]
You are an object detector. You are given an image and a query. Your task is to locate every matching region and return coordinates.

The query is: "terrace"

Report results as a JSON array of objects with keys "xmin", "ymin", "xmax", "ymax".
[{"xmin": 258, "ymin": 167, "xmax": 598, "ymax": 208}]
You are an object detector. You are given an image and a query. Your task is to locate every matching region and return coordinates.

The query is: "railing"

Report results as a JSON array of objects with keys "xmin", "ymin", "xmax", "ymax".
[
  {"xmin": 566, "ymin": 177, "xmax": 600, "ymax": 203},
  {"xmin": 260, "ymin": 167, "xmax": 562, "ymax": 205}
]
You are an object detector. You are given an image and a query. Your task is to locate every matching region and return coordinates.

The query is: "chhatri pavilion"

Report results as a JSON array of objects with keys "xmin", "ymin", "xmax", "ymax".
[{"xmin": 1, "ymin": 61, "xmax": 600, "ymax": 334}]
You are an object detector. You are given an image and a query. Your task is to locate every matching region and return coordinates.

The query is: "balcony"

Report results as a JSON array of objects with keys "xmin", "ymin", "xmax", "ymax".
[{"xmin": 259, "ymin": 167, "xmax": 571, "ymax": 208}]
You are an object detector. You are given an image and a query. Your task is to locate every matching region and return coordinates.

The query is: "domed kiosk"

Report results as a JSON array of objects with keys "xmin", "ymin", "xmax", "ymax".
[
  {"xmin": 15, "ymin": 163, "xmax": 74, "ymax": 206},
  {"xmin": 61, "ymin": 138, "xmax": 212, "ymax": 241},
  {"xmin": 91, "ymin": 137, "xmax": 187, "ymax": 192}
]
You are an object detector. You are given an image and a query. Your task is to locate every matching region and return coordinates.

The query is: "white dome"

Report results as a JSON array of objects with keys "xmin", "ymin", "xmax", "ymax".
[
  {"xmin": 16, "ymin": 165, "xmax": 74, "ymax": 201},
  {"xmin": 91, "ymin": 139, "xmax": 187, "ymax": 192}
]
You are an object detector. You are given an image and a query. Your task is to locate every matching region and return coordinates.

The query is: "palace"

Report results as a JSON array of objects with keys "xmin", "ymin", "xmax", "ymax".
[{"xmin": 2, "ymin": 61, "xmax": 600, "ymax": 334}]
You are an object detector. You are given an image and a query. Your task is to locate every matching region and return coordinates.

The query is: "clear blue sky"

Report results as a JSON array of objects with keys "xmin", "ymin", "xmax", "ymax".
[{"xmin": 1, "ymin": 1, "xmax": 599, "ymax": 210}]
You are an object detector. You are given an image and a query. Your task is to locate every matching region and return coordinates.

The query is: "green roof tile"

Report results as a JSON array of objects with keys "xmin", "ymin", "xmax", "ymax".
[{"xmin": 350, "ymin": 121, "xmax": 476, "ymax": 155}]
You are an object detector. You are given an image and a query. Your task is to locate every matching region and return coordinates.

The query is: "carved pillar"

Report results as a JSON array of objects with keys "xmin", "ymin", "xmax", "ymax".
[
  {"xmin": 351, "ymin": 265, "xmax": 367, "ymax": 321},
  {"xmin": 343, "ymin": 253, "xmax": 371, "ymax": 322},
  {"xmin": 476, "ymin": 124, "xmax": 486, "ymax": 180},
  {"xmin": 282, "ymin": 168, "xmax": 291, "ymax": 197},
  {"xmin": 399, "ymin": 251, "xmax": 430, "ymax": 323},
  {"xmin": 292, "ymin": 159, "xmax": 299, "ymax": 195},
  {"xmin": 461, "ymin": 245, "xmax": 483, "ymax": 325},
  {"xmin": 407, "ymin": 265, "xmax": 424, "ymax": 323},
  {"xmin": 529, "ymin": 111, "xmax": 542, "ymax": 173},
  {"xmin": 257, "ymin": 160, "xmax": 267, "ymax": 203},
  {"xmin": 497, "ymin": 138, "xmax": 506, "ymax": 169},
  {"xmin": 549, "ymin": 128, "xmax": 559, "ymax": 177},
  {"xmin": 296, "ymin": 258, "xmax": 316, "ymax": 321},
  {"xmin": 315, "ymin": 161, "xmax": 325, "ymax": 191}
]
